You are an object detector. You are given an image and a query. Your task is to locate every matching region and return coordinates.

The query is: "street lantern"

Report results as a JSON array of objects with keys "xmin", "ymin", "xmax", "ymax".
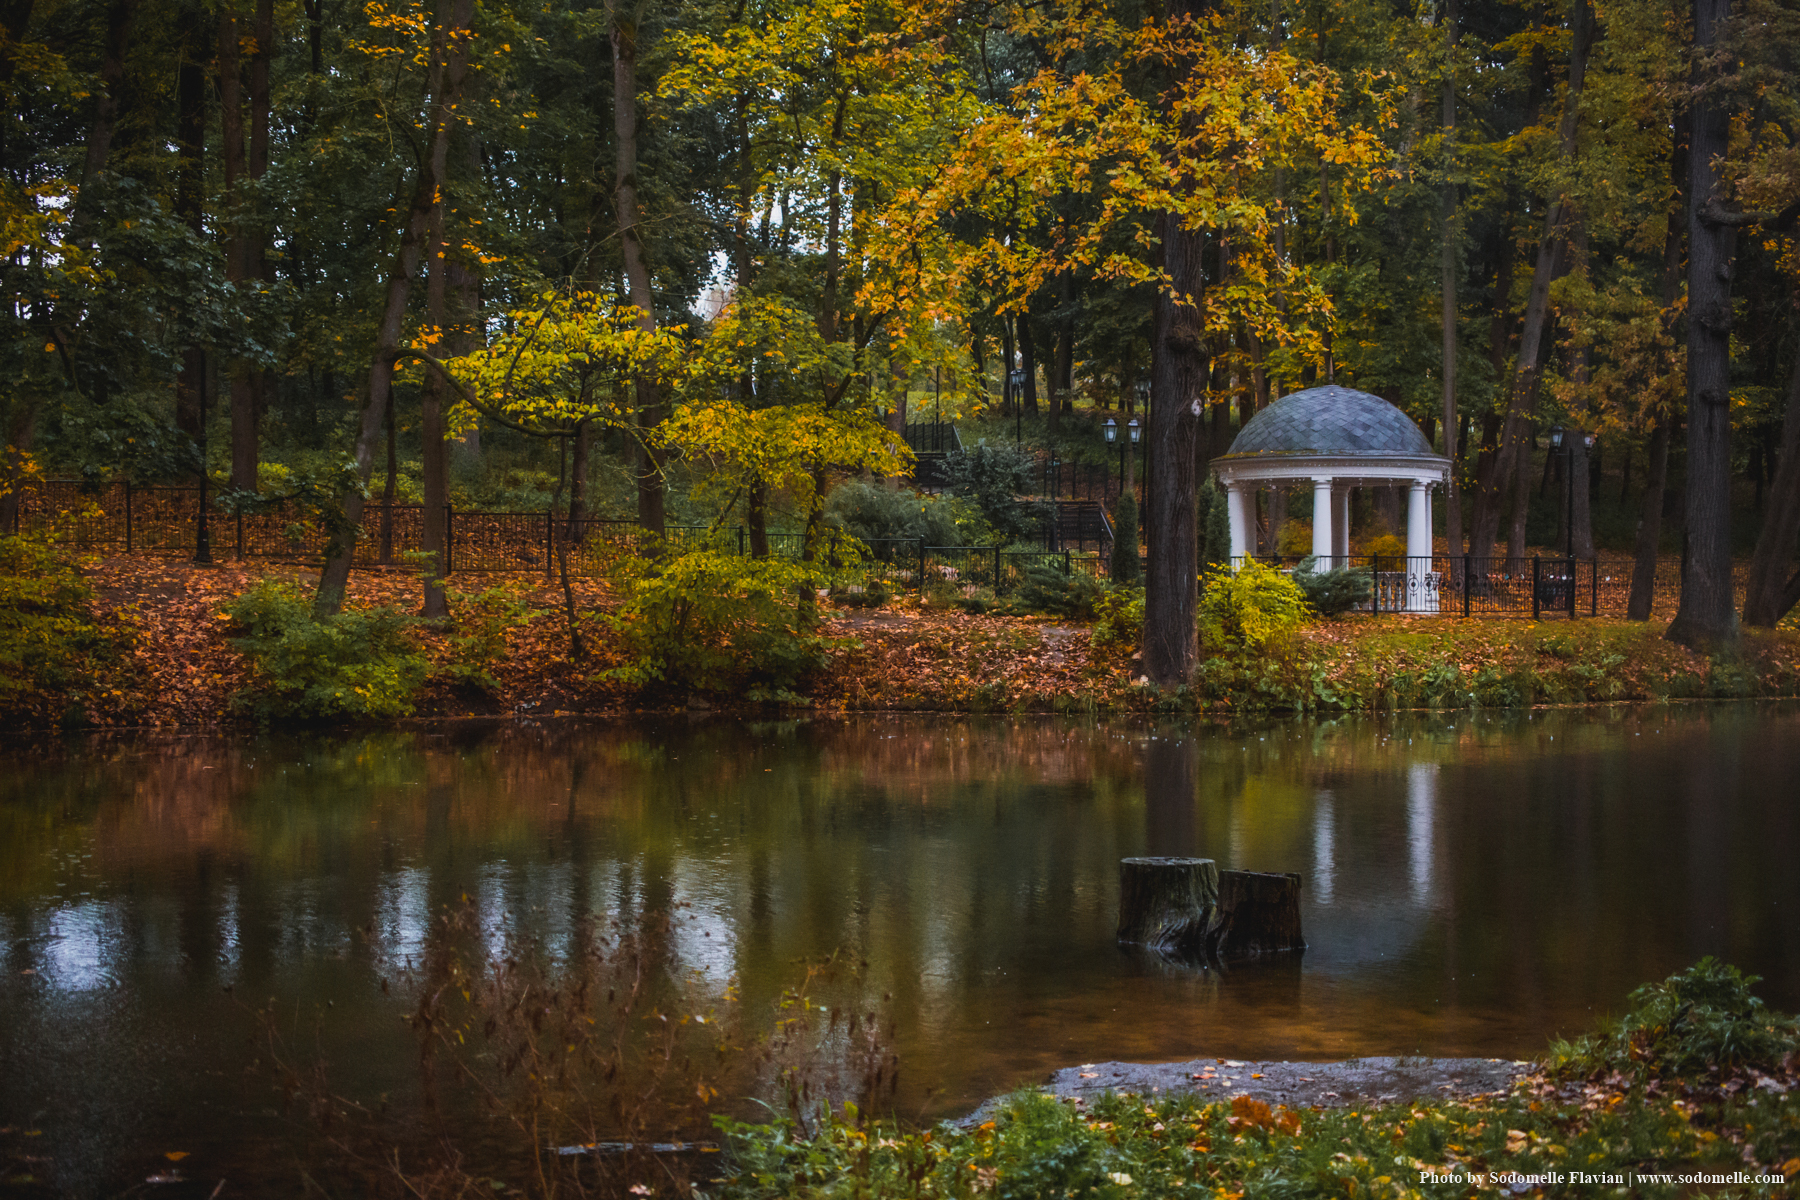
[
  {"xmin": 1548, "ymin": 425, "xmax": 1596, "ymax": 558},
  {"xmin": 1134, "ymin": 378, "xmax": 1150, "ymax": 410},
  {"xmin": 1010, "ymin": 367, "xmax": 1027, "ymax": 446},
  {"xmin": 1127, "ymin": 418, "xmax": 1140, "ymax": 445},
  {"xmin": 1104, "ymin": 417, "xmax": 1118, "ymax": 445}
]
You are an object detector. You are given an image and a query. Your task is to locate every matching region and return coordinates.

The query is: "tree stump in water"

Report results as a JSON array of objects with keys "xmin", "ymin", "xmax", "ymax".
[
  {"xmin": 1117, "ymin": 857, "xmax": 1218, "ymax": 954},
  {"xmin": 1205, "ymin": 870, "xmax": 1305, "ymax": 958}
]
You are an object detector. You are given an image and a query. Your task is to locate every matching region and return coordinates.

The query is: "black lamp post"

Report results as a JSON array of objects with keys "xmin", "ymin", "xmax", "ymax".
[
  {"xmin": 194, "ymin": 350, "xmax": 212, "ymax": 564},
  {"xmin": 1010, "ymin": 367, "xmax": 1026, "ymax": 447},
  {"xmin": 1549, "ymin": 425, "xmax": 1596, "ymax": 559}
]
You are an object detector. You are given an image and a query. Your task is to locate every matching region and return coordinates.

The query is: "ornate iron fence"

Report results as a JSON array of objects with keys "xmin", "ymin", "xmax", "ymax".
[{"xmin": 8, "ymin": 480, "xmax": 1708, "ymax": 615}]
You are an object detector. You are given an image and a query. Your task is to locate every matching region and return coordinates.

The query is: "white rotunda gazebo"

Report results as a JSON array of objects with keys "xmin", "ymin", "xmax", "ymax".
[{"xmin": 1211, "ymin": 385, "xmax": 1449, "ymax": 608}]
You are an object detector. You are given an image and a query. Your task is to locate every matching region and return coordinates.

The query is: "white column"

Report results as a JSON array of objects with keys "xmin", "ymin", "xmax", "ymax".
[
  {"xmin": 1225, "ymin": 482, "xmax": 1249, "ymax": 564},
  {"xmin": 1406, "ymin": 480, "xmax": 1434, "ymax": 612},
  {"xmin": 1331, "ymin": 487, "xmax": 1351, "ymax": 563},
  {"xmin": 1311, "ymin": 477, "xmax": 1334, "ymax": 562},
  {"xmin": 1406, "ymin": 480, "xmax": 1432, "ymax": 561}
]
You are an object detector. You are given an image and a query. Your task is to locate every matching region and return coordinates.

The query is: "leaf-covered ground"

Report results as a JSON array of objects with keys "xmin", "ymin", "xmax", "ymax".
[{"xmin": 32, "ymin": 556, "xmax": 1800, "ymax": 728}]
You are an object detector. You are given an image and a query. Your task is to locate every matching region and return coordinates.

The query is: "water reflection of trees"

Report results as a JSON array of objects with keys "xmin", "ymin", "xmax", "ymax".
[{"xmin": 3, "ymin": 707, "xmax": 1800, "ymax": 1188}]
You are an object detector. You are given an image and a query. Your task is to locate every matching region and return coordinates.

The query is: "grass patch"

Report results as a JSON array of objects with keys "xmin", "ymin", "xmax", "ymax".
[
  {"xmin": 1191, "ymin": 618, "xmax": 1800, "ymax": 714},
  {"xmin": 703, "ymin": 960, "xmax": 1800, "ymax": 1200}
]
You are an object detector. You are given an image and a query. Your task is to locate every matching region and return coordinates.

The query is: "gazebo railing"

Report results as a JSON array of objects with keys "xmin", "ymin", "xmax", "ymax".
[{"xmin": 1231, "ymin": 554, "xmax": 1607, "ymax": 619}]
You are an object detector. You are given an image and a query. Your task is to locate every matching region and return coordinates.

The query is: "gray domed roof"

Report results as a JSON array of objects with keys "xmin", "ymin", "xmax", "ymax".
[{"xmin": 1224, "ymin": 385, "xmax": 1435, "ymax": 457}]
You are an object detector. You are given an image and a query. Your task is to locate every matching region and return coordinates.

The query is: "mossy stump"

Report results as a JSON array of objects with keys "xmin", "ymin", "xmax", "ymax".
[
  {"xmin": 1206, "ymin": 870, "xmax": 1305, "ymax": 958},
  {"xmin": 1117, "ymin": 857, "xmax": 1218, "ymax": 955}
]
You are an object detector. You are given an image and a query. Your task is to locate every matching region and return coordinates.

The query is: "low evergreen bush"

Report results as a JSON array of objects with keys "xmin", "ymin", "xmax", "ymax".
[
  {"xmin": 1003, "ymin": 562, "xmax": 1103, "ymax": 619},
  {"xmin": 1293, "ymin": 555, "xmax": 1373, "ymax": 616},
  {"xmin": 1548, "ymin": 957, "xmax": 1799, "ymax": 1081},
  {"xmin": 1110, "ymin": 490, "xmax": 1140, "ymax": 584},
  {"xmin": 825, "ymin": 480, "xmax": 966, "ymax": 546}
]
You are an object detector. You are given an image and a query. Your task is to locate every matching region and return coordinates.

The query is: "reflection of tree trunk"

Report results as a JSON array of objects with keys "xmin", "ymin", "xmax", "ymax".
[{"xmin": 1143, "ymin": 734, "xmax": 1196, "ymax": 857}]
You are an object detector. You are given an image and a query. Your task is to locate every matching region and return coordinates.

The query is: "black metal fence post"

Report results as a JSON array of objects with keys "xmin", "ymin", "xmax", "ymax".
[
  {"xmin": 738, "ymin": 524, "xmax": 745, "ymax": 555},
  {"xmin": 1372, "ymin": 554, "xmax": 1381, "ymax": 614},
  {"xmin": 1567, "ymin": 556, "xmax": 1576, "ymax": 617},
  {"xmin": 1462, "ymin": 553, "xmax": 1471, "ymax": 618},
  {"xmin": 1532, "ymin": 556, "xmax": 1541, "ymax": 620},
  {"xmin": 993, "ymin": 544, "xmax": 1002, "ymax": 590},
  {"xmin": 918, "ymin": 536, "xmax": 926, "ymax": 591}
]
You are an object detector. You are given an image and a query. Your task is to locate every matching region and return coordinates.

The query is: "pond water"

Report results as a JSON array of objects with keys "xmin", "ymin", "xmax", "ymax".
[{"xmin": 3, "ymin": 705, "xmax": 1799, "ymax": 1196}]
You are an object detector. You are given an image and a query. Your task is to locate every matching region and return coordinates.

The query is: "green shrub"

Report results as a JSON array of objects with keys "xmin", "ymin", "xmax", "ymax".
[
  {"xmin": 1092, "ymin": 584, "xmax": 1144, "ymax": 650},
  {"xmin": 0, "ymin": 534, "xmax": 135, "ymax": 724},
  {"xmin": 1292, "ymin": 555, "xmax": 1373, "ymax": 616},
  {"xmin": 601, "ymin": 550, "xmax": 846, "ymax": 702},
  {"xmin": 1109, "ymin": 490, "xmax": 1140, "ymax": 584},
  {"xmin": 225, "ymin": 579, "xmax": 430, "ymax": 721},
  {"xmin": 1003, "ymin": 562, "xmax": 1103, "ymax": 619},
  {"xmin": 1276, "ymin": 516, "xmax": 1313, "ymax": 555},
  {"xmin": 440, "ymin": 586, "xmax": 536, "ymax": 691},
  {"xmin": 1197, "ymin": 560, "xmax": 1311, "ymax": 655},
  {"xmin": 1548, "ymin": 958, "xmax": 1799, "ymax": 1081}
]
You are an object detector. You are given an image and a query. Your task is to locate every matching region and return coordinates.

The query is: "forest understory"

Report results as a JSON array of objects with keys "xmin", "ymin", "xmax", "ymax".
[{"xmin": 30, "ymin": 555, "xmax": 1800, "ymax": 733}]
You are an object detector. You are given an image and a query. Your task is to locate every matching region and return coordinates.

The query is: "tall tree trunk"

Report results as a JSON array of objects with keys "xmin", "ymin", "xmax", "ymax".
[
  {"xmin": 68, "ymin": 0, "xmax": 135, "ymax": 241},
  {"xmin": 1020, "ymin": 314, "xmax": 1039, "ymax": 416},
  {"xmin": 1744, "ymin": 349, "xmax": 1800, "ymax": 625},
  {"xmin": 380, "ymin": 386, "xmax": 396, "ymax": 565},
  {"xmin": 1629, "ymin": 419, "xmax": 1672, "ymax": 618},
  {"xmin": 613, "ymin": 5, "xmax": 664, "ymax": 540},
  {"xmin": 802, "ymin": 94, "xmax": 848, "ymax": 570},
  {"xmin": 1144, "ymin": 208, "xmax": 1205, "ymax": 687},
  {"xmin": 1667, "ymin": 0, "xmax": 1739, "ymax": 648},
  {"xmin": 315, "ymin": 0, "xmax": 475, "ymax": 617},
  {"xmin": 1471, "ymin": 0, "xmax": 1592, "ymax": 563},
  {"xmin": 239, "ymin": 0, "xmax": 273, "ymax": 489},
  {"xmin": 1440, "ymin": 0, "xmax": 1463, "ymax": 557},
  {"xmin": 1628, "ymin": 114, "xmax": 1688, "ymax": 620},
  {"xmin": 174, "ymin": 6, "xmax": 207, "ymax": 447},
  {"xmin": 219, "ymin": 8, "xmax": 253, "ymax": 489},
  {"xmin": 568, "ymin": 418, "xmax": 592, "ymax": 532}
]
